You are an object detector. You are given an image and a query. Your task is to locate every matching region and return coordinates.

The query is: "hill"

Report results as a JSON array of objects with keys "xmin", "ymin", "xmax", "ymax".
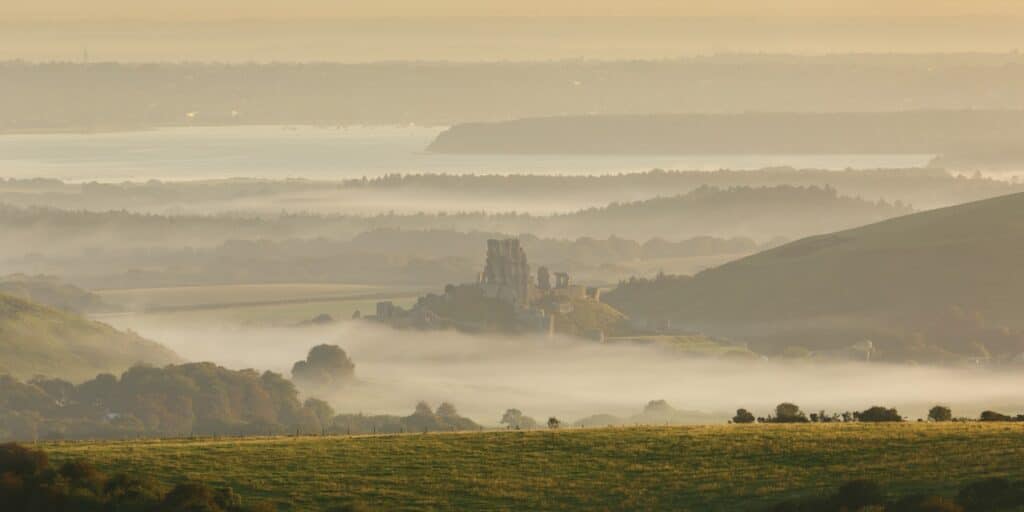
[
  {"xmin": 0, "ymin": 274, "xmax": 115, "ymax": 313},
  {"xmin": 604, "ymin": 192, "xmax": 1024, "ymax": 362},
  {"xmin": 42, "ymin": 423, "xmax": 1024, "ymax": 511},
  {"xmin": 0, "ymin": 293, "xmax": 179, "ymax": 381},
  {"xmin": 428, "ymin": 111, "xmax": 1024, "ymax": 155}
]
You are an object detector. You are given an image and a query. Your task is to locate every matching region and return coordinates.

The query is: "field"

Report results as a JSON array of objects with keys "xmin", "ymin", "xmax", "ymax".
[
  {"xmin": 94, "ymin": 283, "xmax": 421, "ymax": 327},
  {"xmin": 43, "ymin": 423, "xmax": 1024, "ymax": 511}
]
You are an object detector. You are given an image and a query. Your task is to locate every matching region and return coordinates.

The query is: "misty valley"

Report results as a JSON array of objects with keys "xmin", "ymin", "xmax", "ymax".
[{"xmin": 4, "ymin": 25, "xmax": 1024, "ymax": 512}]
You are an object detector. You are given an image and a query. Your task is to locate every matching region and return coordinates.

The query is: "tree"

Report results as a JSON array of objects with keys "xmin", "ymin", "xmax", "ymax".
[
  {"xmin": 547, "ymin": 417, "xmax": 561, "ymax": 429},
  {"xmin": 732, "ymin": 409, "xmax": 755, "ymax": 424},
  {"xmin": 413, "ymin": 401, "xmax": 434, "ymax": 417},
  {"xmin": 436, "ymin": 402, "xmax": 458, "ymax": 418},
  {"xmin": 500, "ymin": 409, "xmax": 538, "ymax": 429},
  {"xmin": 857, "ymin": 406, "xmax": 902, "ymax": 423},
  {"xmin": 304, "ymin": 398, "xmax": 335, "ymax": 427},
  {"xmin": 929, "ymin": 405, "xmax": 953, "ymax": 422},
  {"xmin": 980, "ymin": 410, "xmax": 1013, "ymax": 422},
  {"xmin": 773, "ymin": 403, "xmax": 808, "ymax": 423},
  {"xmin": 291, "ymin": 344, "xmax": 356, "ymax": 389}
]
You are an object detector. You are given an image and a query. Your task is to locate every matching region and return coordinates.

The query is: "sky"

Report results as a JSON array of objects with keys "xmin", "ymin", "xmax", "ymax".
[{"xmin": 5, "ymin": 0, "xmax": 1024, "ymax": 21}]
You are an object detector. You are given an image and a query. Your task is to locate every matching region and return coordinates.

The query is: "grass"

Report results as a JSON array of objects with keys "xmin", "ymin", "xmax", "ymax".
[
  {"xmin": 43, "ymin": 423, "xmax": 1024, "ymax": 511},
  {"xmin": 0, "ymin": 293, "xmax": 179, "ymax": 381}
]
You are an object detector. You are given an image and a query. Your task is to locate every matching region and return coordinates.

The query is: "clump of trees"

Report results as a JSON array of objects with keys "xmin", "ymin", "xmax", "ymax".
[
  {"xmin": 929, "ymin": 405, "xmax": 953, "ymax": 422},
  {"xmin": 330, "ymin": 401, "xmax": 481, "ymax": 435},
  {"xmin": 500, "ymin": 409, "xmax": 539, "ymax": 430},
  {"xmin": 732, "ymin": 409, "xmax": 756, "ymax": 424},
  {"xmin": 856, "ymin": 406, "xmax": 903, "ymax": 423},
  {"xmin": 1, "ymin": 364, "xmax": 330, "ymax": 442},
  {"xmin": 0, "ymin": 442, "xmax": 272, "ymax": 511},
  {"xmin": 764, "ymin": 403, "xmax": 810, "ymax": 424},
  {"xmin": 291, "ymin": 344, "xmax": 356, "ymax": 389},
  {"xmin": 770, "ymin": 477, "xmax": 1024, "ymax": 512}
]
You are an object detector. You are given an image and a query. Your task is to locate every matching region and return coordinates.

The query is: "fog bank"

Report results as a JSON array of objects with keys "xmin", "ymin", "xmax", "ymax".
[{"xmin": 106, "ymin": 318, "xmax": 1024, "ymax": 425}]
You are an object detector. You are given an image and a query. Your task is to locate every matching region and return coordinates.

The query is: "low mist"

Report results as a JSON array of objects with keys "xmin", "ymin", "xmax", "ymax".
[{"xmin": 106, "ymin": 317, "xmax": 1024, "ymax": 425}]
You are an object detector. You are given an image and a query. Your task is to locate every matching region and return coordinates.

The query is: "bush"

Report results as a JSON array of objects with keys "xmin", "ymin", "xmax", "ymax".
[
  {"xmin": 833, "ymin": 480, "xmax": 885, "ymax": 509},
  {"xmin": 957, "ymin": 477, "xmax": 1024, "ymax": 511}
]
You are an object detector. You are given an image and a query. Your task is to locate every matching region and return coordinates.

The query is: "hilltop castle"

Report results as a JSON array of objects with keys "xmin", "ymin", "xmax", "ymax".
[{"xmin": 372, "ymin": 238, "xmax": 607, "ymax": 336}]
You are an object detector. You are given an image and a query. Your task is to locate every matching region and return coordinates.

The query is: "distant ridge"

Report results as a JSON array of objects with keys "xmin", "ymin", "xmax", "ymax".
[{"xmin": 428, "ymin": 111, "xmax": 1024, "ymax": 155}]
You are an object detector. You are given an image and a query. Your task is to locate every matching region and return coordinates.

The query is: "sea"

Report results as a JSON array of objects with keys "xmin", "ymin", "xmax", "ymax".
[{"xmin": 0, "ymin": 125, "xmax": 933, "ymax": 182}]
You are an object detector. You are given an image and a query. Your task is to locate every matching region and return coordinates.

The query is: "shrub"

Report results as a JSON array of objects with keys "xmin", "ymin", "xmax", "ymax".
[{"xmin": 957, "ymin": 477, "xmax": 1023, "ymax": 511}]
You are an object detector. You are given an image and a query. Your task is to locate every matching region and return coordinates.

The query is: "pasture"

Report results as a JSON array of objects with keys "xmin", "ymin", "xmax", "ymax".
[{"xmin": 43, "ymin": 423, "xmax": 1024, "ymax": 511}]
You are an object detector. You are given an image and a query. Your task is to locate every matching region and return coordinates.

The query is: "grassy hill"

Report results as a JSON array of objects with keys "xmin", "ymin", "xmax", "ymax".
[
  {"xmin": 44, "ymin": 423, "xmax": 1024, "ymax": 511},
  {"xmin": 0, "ymin": 293, "xmax": 179, "ymax": 381},
  {"xmin": 604, "ymin": 192, "xmax": 1024, "ymax": 362},
  {"xmin": 0, "ymin": 273, "xmax": 114, "ymax": 313}
]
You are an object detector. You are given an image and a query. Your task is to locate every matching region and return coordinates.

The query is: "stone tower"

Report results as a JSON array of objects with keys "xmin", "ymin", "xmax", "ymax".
[{"xmin": 482, "ymin": 239, "xmax": 530, "ymax": 306}]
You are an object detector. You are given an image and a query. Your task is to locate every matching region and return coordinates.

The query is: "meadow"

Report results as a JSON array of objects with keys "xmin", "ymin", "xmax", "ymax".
[{"xmin": 43, "ymin": 423, "xmax": 1024, "ymax": 511}]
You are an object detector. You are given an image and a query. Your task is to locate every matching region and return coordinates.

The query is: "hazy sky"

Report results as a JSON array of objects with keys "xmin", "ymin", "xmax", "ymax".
[{"xmin": 5, "ymin": 0, "xmax": 1024, "ymax": 20}]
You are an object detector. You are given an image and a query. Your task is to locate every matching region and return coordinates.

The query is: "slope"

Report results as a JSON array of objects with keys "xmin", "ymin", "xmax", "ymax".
[
  {"xmin": 604, "ymin": 192, "xmax": 1024, "ymax": 361},
  {"xmin": 0, "ymin": 293, "xmax": 180, "ymax": 381}
]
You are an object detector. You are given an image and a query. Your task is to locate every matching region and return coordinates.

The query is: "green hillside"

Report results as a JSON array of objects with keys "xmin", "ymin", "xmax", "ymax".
[
  {"xmin": 604, "ymin": 192, "xmax": 1024, "ymax": 362},
  {"xmin": 44, "ymin": 423, "xmax": 1024, "ymax": 511},
  {"xmin": 0, "ymin": 293, "xmax": 179, "ymax": 381}
]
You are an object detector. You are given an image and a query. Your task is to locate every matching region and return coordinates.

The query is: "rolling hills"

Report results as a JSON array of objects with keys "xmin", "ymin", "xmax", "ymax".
[
  {"xmin": 604, "ymin": 192, "xmax": 1024, "ymax": 362},
  {"xmin": 0, "ymin": 293, "xmax": 179, "ymax": 381}
]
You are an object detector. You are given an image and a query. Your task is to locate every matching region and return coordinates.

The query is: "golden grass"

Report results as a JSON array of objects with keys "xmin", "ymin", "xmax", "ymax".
[{"xmin": 42, "ymin": 423, "xmax": 1024, "ymax": 511}]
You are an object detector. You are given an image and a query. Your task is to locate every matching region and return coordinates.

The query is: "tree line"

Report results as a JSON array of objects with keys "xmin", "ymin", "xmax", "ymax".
[{"xmin": 732, "ymin": 403, "xmax": 1024, "ymax": 424}]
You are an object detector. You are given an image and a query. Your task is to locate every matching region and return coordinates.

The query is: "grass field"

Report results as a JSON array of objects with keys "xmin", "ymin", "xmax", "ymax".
[{"xmin": 43, "ymin": 423, "xmax": 1024, "ymax": 511}]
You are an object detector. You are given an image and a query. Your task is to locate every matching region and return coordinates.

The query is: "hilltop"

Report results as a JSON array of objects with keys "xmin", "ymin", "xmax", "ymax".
[
  {"xmin": 604, "ymin": 192, "xmax": 1024, "ymax": 363},
  {"xmin": 0, "ymin": 274, "xmax": 114, "ymax": 313},
  {"xmin": 0, "ymin": 293, "xmax": 179, "ymax": 381}
]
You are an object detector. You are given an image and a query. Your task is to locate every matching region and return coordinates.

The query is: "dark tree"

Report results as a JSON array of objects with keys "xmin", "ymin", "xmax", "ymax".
[
  {"xmin": 291, "ymin": 344, "xmax": 356, "ymax": 389},
  {"xmin": 929, "ymin": 405, "xmax": 953, "ymax": 422},
  {"xmin": 547, "ymin": 417, "xmax": 561, "ymax": 429},
  {"xmin": 857, "ymin": 406, "xmax": 902, "ymax": 423},
  {"xmin": 732, "ymin": 409, "xmax": 756, "ymax": 424},
  {"xmin": 980, "ymin": 410, "xmax": 1013, "ymax": 422},
  {"xmin": 773, "ymin": 403, "xmax": 809, "ymax": 423}
]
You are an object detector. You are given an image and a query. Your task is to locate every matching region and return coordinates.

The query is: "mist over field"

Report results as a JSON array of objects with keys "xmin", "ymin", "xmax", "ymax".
[{"xmin": 96, "ymin": 316, "xmax": 1024, "ymax": 423}]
